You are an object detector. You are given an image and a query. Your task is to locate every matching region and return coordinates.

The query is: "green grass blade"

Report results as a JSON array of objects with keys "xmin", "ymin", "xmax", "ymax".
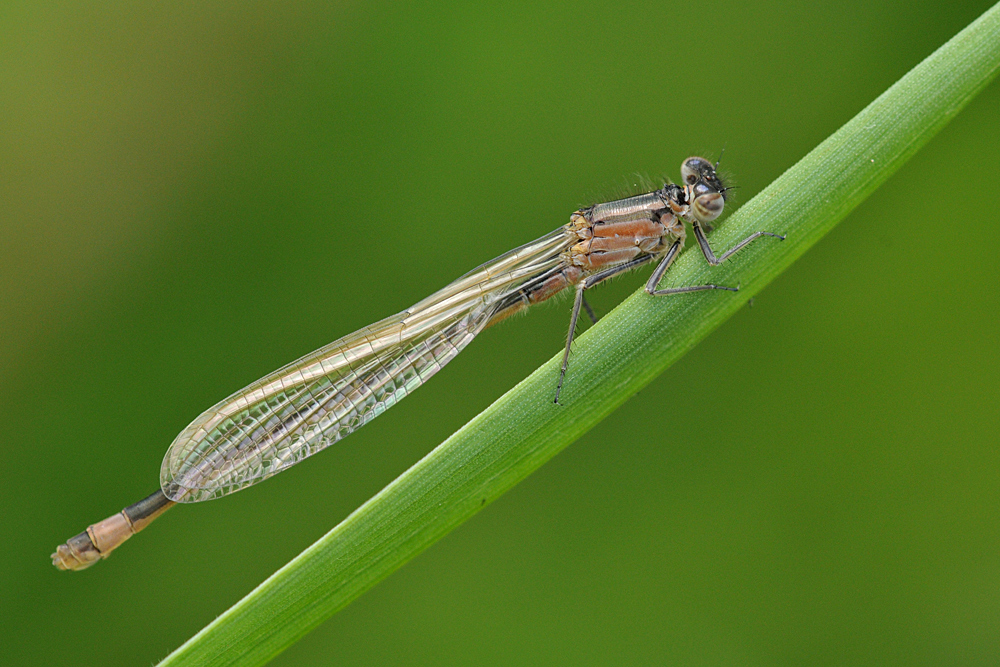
[{"xmin": 159, "ymin": 5, "xmax": 1000, "ymax": 666}]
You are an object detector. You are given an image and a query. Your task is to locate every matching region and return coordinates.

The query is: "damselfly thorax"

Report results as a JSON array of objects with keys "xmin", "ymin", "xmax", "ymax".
[{"xmin": 53, "ymin": 156, "xmax": 783, "ymax": 571}]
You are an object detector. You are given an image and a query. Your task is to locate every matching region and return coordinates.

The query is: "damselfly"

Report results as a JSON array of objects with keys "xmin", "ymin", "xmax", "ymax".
[{"xmin": 53, "ymin": 156, "xmax": 783, "ymax": 570}]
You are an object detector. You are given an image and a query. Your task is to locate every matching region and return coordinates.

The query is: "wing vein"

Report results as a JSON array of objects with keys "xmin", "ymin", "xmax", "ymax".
[{"xmin": 160, "ymin": 228, "xmax": 571, "ymax": 502}]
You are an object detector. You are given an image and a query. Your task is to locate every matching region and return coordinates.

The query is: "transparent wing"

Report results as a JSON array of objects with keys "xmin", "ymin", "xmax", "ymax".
[{"xmin": 160, "ymin": 228, "xmax": 569, "ymax": 502}]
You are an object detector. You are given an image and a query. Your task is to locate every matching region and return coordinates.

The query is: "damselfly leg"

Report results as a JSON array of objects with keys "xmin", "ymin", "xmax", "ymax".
[{"xmin": 690, "ymin": 224, "xmax": 786, "ymax": 266}]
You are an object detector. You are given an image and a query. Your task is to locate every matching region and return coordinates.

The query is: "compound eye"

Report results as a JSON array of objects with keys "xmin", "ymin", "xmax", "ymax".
[
  {"xmin": 680, "ymin": 156, "xmax": 713, "ymax": 185},
  {"xmin": 692, "ymin": 192, "xmax": 724, "ymax": 222}
]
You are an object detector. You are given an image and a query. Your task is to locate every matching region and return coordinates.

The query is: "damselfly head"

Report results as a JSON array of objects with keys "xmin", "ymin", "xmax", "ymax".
[{"xmin": 680, "ymin": 156, "xmax": 727, "ymax": 223}]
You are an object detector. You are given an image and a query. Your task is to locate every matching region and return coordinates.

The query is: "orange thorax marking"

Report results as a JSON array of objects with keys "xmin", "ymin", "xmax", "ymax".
[{"xmin": 570, "ymin": 211, "xmax": 672, "ymax": 271}]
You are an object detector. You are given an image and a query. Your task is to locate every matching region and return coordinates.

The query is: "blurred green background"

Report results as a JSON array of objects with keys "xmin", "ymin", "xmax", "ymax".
[{"xmin": 2, "ymin": 1, "xmax": 999, "ymax": 665}]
